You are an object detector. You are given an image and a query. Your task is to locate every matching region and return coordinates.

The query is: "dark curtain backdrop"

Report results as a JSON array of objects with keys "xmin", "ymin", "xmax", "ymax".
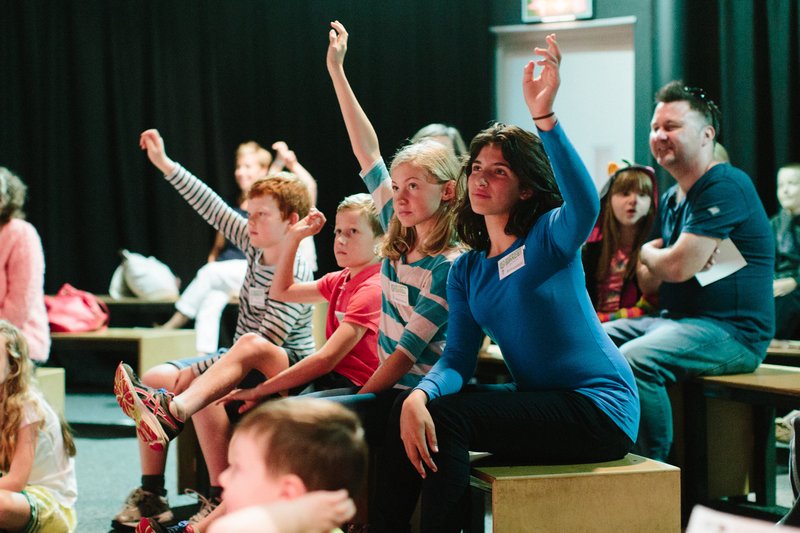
[
  {"xmin": 661, "ymin": 0, "xmax": 800, "ymax": 214},
  {"xmin": 0, "ymin": 0, "xmax": 493, "ymax": 293}
]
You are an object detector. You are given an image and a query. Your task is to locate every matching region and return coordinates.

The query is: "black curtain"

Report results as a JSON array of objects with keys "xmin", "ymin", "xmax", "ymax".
[
  {"xmin": 659, "ymin": 0, "xmax": 800, "ymax": 213},
  {"xmin": 0, "ymin": 0, "xmax": 493, "ymax": 293}
]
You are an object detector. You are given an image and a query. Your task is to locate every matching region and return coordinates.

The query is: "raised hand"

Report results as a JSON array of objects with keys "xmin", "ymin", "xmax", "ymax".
[
  {"xmin": 327, "ymin": 20, "xmax": 349, "ymax": 72},
  {"xmin": 272, "ymin": 141, "xmax": 298, "ymax": 169},
  {"xmin": 139, "ymin": 129, "xmax": 176, "ymax": 175},
  {"xmin": 522, "ymin": 33, "xmax": 561, "ymax": 122},
  {"xmin": 289, "ymin": 208, "xmax": 327, "ymax": 241}
]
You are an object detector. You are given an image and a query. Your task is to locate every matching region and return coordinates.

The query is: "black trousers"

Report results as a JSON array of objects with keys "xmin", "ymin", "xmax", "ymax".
[{"xmin": 369, "ymin": 384, "xmax": 633, "ymax": 533}]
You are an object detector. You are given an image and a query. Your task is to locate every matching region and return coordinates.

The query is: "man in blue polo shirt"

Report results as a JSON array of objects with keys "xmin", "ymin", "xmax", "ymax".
[{"xmin": 603, "ymin": 81, "xmax": 774, "ymax": 461}]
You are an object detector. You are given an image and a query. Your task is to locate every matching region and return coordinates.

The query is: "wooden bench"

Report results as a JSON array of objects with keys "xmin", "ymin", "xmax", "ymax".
[
  {"xmin": 765, "ymin": 339, "xmax": 800, "ymax": 368},
  {"xmin": 469, "ymin": 453, "xmax": 680, "ymax": 532},
  {"xmin": 98, "ymin": 294, "xmax": 239, "ymax": 349},
  {"xmin": 681, "ymin": 364, "xmax": 800, "ymax": 518},
  {"xmin": 50, "ymin": 328, "xmax": 196, "ymax": 378},
  {"xmin": 35, "ymin": 366, "xmax": 65, "ymax": 415}
]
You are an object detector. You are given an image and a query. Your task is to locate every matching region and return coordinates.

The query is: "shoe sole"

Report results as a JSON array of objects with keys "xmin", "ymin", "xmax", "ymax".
[
  {"xmin": 112, "ymin": 508, "xmax": 175, "ymax": 529},
  {"xmin": 114, "ymin": 363, "xmax": 170, "ymax": 451}
]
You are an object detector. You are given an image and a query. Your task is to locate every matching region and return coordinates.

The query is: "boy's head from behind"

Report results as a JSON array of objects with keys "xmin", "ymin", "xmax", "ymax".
[
  {"xmin": 220, "ymin": 397, "xmax": 367, "ymax": 513},
  {"xmin": 333, "ymin": 193, "xmax": 384, "ymax": 270},
  {"xmin": 246, "ymin": 173, "xmax": 311, "ymax": 249}
]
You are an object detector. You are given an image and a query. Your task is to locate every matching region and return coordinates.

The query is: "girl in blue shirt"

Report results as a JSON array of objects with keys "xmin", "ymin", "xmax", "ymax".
[{"xmin": 370, "ymin": 34, "xmax": 639, "ymax": 533}]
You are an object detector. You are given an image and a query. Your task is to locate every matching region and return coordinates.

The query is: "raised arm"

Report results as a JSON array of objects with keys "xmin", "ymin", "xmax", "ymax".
[
  {"xmin": 327, "ymin": 21, "xmax": 381, "ymax": 172},
  {"xmin": 524, "ymin": 35, "xmax": 599, "ymax": 253},
  {"xmin": 271, "ymin": 141, "xmax": 318, "ymax": 205},
  {"xmin": 270, "ymin": 209, "xmax": 327, "ymax": 304},
  {"xmin": 140, "ymin": 129, "xmax": 177, "ymax": 175}
]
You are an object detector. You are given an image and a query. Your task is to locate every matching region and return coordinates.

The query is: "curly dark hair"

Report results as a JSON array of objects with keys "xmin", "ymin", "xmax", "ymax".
[
  {"xmin": 455, "ymin": 123, "xmax": 563, "ymax": 251},
  {"xmin": 0, "ymin": 167, "xmax": 27, "ymax": 225}
]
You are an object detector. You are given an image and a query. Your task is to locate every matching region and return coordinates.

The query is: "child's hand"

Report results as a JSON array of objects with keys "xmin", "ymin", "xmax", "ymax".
[
  {"xmin": 272, "ymin": 141, "xmax": 298, "ymax": 170},
  {"xmin": 290, "ymin": 209, "xmax": 327, "ymax": 240},
  {"xmin": 216, "ymin": 388, "xmax": 262, "ymax": 413},
  {"xmin": 139, "ymin": 129, "xmax": 176, "ymax": 175},
  {"xmin": 327, "ymin": 21, "xmax": 349, "ymax": 72}
]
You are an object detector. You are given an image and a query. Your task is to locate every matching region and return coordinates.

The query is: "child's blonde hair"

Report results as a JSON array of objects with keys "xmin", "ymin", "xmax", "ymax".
[
  {"xmin": 0, "ymin": 321, "xmax": 76, "ymax": 471},
  {"xmin": 248, "ymin": 172, "xmax": 311, "ymax": 221},
  {"xmin": 236, "ymin": 141, "xmax": 273, "ymax": 170},
  {"xmin": 384, "ymin": 140, "xmax": 460, "ymax": 261},
  {"xmin": 235, "ymin": 397, "xmax": 368, "ymax": 497},
  {"xmin": 337, "ymin": 193, "xmax": 384, "ymax": 238}
]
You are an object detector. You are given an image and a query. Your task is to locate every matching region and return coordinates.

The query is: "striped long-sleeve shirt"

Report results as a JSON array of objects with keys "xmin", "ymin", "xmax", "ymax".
[
  {"xmin": 361, "ymin": 159, "xmax": 460, "ymax": 389},
  {"xmin": 166, "ymin": 164, "xmax": 315, "ymax": 359}
]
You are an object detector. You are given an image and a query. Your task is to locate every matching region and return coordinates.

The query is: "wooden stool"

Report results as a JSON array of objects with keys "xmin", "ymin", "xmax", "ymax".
[
  {"xmin": 51, "ymin": 327, "xmax": 196, "ymax": 376},
  {"xmin": 683, "ymin": 364, "xmax": 800, "ymax": 517},
  {"xmin": 35, "ymin": 366, "xmax": 66, "ymax": 415},
  {"xmin": 470, "ymin": 453, "xmax": 680, "ymax": 532}
]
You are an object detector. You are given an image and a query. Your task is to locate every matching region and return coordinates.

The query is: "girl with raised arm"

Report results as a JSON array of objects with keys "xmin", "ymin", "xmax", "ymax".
[
  {"xmin": 371, "ymin": 35, "xmax": 639, "ymax": 532},
  {"xmin": 324, "ymin": 21, "xmax": 461, "ymax": 417}
]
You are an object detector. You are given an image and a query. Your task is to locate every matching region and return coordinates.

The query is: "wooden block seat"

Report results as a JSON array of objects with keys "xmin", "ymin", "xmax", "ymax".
[
  {"xmin": 469, "ymin": 453, "xmax": 680, "ymax": 532},
  {"xmin": 35, "ymin": 366, "xmax": 65, "ymax": 415},
  {"xmin": 682, "ymin": 364, "xmax": 800, "ymax": 517},
  {"xmin": 50, "ymin": 327, "xmax": 196, "ymax": 377}
]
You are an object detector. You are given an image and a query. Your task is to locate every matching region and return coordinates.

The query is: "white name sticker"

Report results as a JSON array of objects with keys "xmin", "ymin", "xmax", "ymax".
[
  {"xmin": 389, "ymin": 281, "xmax": 410, "ymax": 306},
  {"xmin": 498, "ymin": 246, "xmax": 526, "ymax": 280},
  {"xmin": 250, "ymin": 287, "xmax": 266, "ymax": 308}
]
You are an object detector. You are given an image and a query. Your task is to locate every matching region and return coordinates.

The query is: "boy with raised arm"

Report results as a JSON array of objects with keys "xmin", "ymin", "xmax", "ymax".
[{"xmin": 112, "ymin": 129, "xmax": 315, "ymax": 530}]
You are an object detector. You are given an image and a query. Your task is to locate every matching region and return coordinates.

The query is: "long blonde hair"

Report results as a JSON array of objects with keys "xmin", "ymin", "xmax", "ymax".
[
  {"xmin": 0, "ymin": 321, "xmax": 75, "ymax": 472},
  {"xmin": 383, "ymin": 140, "xmax": 460, "ymax": 261}
]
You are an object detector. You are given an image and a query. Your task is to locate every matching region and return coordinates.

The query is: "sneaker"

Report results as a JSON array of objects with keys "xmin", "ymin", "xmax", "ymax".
[
  {"xmin": 111, "ymin": 487, "xmax": 174, "ymax": 529},
  {"xmin": 114, "ymin": 362, "xmax": 185, "ymax": 450},
  {"xmin": 136, "ymin": 518, "xmax": 195, "ymax": 533},
  {"xmin": 184, "ymin": 488, "xmax": 220, "ymax": 525}
]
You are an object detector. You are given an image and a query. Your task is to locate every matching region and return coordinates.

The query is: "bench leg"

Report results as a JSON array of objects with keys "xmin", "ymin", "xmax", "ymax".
[
  {"xmin": 753, "ymin": 405, "xmax": 777, "ymax": 506},
  {"xmin": 684, "ymin": 380, "xmax": 709, "ymax": 520}
]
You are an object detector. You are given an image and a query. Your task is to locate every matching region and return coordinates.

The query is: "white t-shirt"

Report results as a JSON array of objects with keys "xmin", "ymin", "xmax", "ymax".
[{"xmin": 19, "ymin": 392, "xmax": 77, "ymax": 507}]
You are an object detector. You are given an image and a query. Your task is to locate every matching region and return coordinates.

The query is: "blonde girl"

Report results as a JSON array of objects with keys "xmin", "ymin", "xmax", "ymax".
[
  {"xmin": 326, "ymin": 21, "xmax": 461, "ymax": 400},
  {"xmin": 0, "ymin": 320, "xmax": 77, "ymax": 532}
]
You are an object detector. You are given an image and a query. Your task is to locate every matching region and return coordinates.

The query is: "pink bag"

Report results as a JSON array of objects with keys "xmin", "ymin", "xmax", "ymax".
[{"xmin": 44, "ymin": 283, "xmax": 110, "ymax": 333}]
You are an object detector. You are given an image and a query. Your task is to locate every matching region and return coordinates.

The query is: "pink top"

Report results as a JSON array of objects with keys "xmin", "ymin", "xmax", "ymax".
[
  {"xmin": 316, "ymin": 263, "xmax": 382, "ymax": 386},
  {"xmin": 0, "ymin": 219, "xmax": 50, "ymax": 362}
]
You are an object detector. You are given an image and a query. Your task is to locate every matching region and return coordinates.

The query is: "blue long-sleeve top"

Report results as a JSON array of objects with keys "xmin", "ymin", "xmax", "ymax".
[{"xmin": 416, "ymin": 123, "xmax": 640, "ymax": 442}]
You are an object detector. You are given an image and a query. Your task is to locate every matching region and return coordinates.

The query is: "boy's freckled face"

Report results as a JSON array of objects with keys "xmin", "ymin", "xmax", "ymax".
[
  {"xmin": 246, "ymin": 195, "xmax": 292, "ymax": 249},
  {"xmin": 219, "ymin": 432, "xmax": 283, "ymax": 513}
]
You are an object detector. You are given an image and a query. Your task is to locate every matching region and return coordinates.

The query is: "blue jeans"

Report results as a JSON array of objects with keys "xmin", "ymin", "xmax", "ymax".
[{"xmin": 603, "ymin": 316, "xmax": 763, "ymax": 461}]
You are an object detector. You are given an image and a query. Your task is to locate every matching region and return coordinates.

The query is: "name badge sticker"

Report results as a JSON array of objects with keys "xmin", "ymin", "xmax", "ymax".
[
  {"xmin": 389, "ymin": 281, "xmax": 410, "ymax": 306},
  {"xmin": 250, "ymin": 287, "xmax": 266, "ymax": 308},
  {"xmin": 498, "ymin": 246, "xmax": 526, "ymax": 280}
]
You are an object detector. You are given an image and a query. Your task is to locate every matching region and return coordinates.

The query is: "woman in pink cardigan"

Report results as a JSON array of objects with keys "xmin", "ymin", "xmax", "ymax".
[{"xmin": 0, "ymin": 167, "xmax": 50, "ymax": 363}]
